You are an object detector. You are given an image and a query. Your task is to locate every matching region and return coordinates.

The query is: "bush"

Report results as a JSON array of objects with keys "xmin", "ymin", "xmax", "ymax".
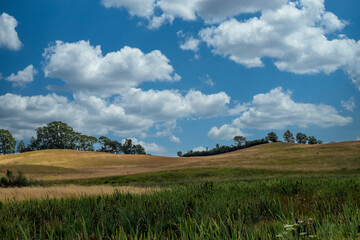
[{"xmin": 0, "ymin": 170, "xmax": 29, "ymax": 187}]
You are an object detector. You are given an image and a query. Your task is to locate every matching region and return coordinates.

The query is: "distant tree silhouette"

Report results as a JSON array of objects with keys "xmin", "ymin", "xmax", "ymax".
[
  {"xmin": 266, "ymin": 132, "xmax": 278, "ymax": 143},
  {"xmin": 233, "ymin": 136, "xmax": 246, "ymax": 146},
  {"xmin": 296, "ymin": 133, "xmax": 308, "ymax": 144},
  {"xmin": 308, "ymin": 136, "xmax": 323, "ymax": 145},
  {"xmin": 17, "ymin": 140, "xmax": 26, "ymax": 153},
  {"xmin": 283, "ymin": 130, "xmax": 295, "ymax": 143}
]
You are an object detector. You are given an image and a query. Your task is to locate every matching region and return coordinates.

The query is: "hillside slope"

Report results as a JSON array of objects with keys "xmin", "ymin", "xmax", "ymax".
[{"xmin": 0, "ymin": 141, "xmax": 359, "ymax": 181}]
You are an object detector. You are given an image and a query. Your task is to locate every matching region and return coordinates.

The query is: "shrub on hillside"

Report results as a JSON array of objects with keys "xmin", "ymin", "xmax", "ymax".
[{"xmin": 0, "ymin": 170, "xmax": 29, "ymax": 187}]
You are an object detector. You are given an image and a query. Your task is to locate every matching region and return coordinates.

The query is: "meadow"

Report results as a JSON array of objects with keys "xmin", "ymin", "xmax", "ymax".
[
  {"xmin": 0, "ymin": 141, "xmax": 360, "ymax": 239},
  {"xmin": 0, "ymin": 141, "xmax": 359, "ymax": 181}
]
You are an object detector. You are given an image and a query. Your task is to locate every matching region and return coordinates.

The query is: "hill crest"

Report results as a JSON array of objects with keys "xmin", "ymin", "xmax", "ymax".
[{"xmin": 0, "ymin": 141, "xmax": 359, "ymax": 180}]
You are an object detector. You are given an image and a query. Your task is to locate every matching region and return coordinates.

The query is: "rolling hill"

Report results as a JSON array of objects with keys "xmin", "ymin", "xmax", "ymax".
[{"xmin": 0, "ymin": 141, "xmax": 359, "ymax": 182}]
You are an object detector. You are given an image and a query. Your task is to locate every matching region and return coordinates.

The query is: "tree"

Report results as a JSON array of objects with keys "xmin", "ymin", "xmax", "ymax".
[
  {"xmin": 283, "ymin": 130, "xmax": 295, "ymax": 143},
  {"xmin": 98, "ymin": 136, "xmax": 122, "ymax": 154},
  {"xmin": 122, "ymin": 139, "xmax": 146, "ymax": 155},
  {"xmin": 0, "ymin": 129, "xmax": 16, "ymax": 155},
  {"xmin": 266, "ymin": 132, "xmax": 278, "ymax": 143},
  {"xmin": 26, "ymin": 136, "xmax": 38, "ymax": 151},
  {"xmin": 296, "ymin": 133, "xmax": 308, "ymax": 144},
  {"xmin": 233, "ymin": 136, "xmax": 246, "ymax": 146},
  {"xmin": 36, "ymin": 121, "xmax": 79, "ymax": 149},
  {"xmin": 17, "ymin": 140, "xmax": 26, "ymax": 153},
  {"xmin": 308, "ymin": 136, "xmax": 318, "ymax": 144},
  {"xmin": 122, "ymin": 139, "xmax": 133, "ymax": 154},
  {"xmin": 134, "ymin": 144, "xmax": 146, "ymax": 155},
  {"xmin": 77, "ymin": 134, "xmax": 98, "ymax": 151},
  {"xmin": 308, "ymin": 136, "xmax": 323, "ymax": 145},
  {"xmin": 177, "ymin": 151, "xmax": 182, "ymax": 157},
  {"xmin": 98, "ymin": 137, "xmax": 146, "ymax": 155}
]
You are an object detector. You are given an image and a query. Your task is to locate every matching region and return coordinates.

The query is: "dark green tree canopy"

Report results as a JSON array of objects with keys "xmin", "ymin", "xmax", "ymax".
[
  {"xmin": 283, "ymin": 130, "xmax": 295, "ymax": 143},
  {"xmin": 233, "ymin": 136, "xmax": 246, "ymax": 146},
  {"xmin": 28, "ymin": 137, "xmax": 38, "ymax": 152},
  {"xmin": 266, "ymin": 132, "xmax": 278, "ymax": 143},
  {"xmin": 296, "ymin": 133, "xmax": 308, "ymax": 144},
  {"xmin": 308, "ymin": 136, "xmax": 318, "ymax": 144},
  {"xmin": 17, "ymin": 140, "xmax": 26, "ymax": 153},
  {"xmin": 98, "ymin": 137, "xmax": 146, "ymax": 155},
  {"xmin": 122, "ymin": 139, "xmax": 146, "ymax": 155},
  {"xmin": 77, "ymin": 134, "xmax": 98, "ymax": 151},
  {"xmin": 0, "ymin": 129, "xmax": 16, "ymax": 155},
  {"xmin": 36, "ymin": 121, "xmax": 79, "ymax": 150},
  {"xmin": 98, "ymin": 136, "xmax": 122, "ymax": 154},
  {"xmin": 34, "ymin": 121, "xmax": 98, "ymax": 151},
  {"xmin": 2, "ymin": 122, "xmax": 147, "ymax": 155},
  {"xmin": 308, "ymin": 136, "xmax": 323, "ymax": 145}
]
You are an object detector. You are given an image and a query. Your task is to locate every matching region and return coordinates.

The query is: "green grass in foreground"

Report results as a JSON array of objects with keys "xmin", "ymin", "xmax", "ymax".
[
  {"xmin": 1, "ymin": 177, "xmax": 360, "ymax": 239},
  {"xmin": 48, "ymin": 167, "xmax": 360, "ymax": 186}
]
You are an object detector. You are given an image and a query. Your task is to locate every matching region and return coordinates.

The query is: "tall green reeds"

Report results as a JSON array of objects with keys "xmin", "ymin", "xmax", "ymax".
[{"xmin": 0, "ymin": 178, "xmax": 360, "ymax": 239}]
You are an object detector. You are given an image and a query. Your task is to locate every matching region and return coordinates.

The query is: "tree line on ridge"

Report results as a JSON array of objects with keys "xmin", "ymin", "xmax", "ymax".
[
  {"xmin": 0, "ymin": 121, "xmax": 146, "ymax": 155},
  {"xmin": 179, "ymin": 130, "xmax": 323, "ymax": 157}
]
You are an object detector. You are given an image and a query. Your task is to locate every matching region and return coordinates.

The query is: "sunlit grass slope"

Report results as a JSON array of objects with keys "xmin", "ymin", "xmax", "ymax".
[{"xmin": 0, "ymin": 141, "xmax": 359, "ymax": 181}]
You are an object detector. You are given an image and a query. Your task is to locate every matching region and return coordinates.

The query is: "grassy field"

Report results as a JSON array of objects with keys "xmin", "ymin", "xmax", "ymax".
[
  {"xmin": 0, "ymin": 141, "xmax": 360, "ymax": 239},
  {"xmin": 0, "ymin": 141, "xmax": 359, "ymax": 182}
]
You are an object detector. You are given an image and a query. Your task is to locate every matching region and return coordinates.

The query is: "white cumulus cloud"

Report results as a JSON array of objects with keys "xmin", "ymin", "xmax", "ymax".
[
  {"xmin": 341, "ymin": 97, "xmax": 356, "ymax": 112},
  {"xmin": 43, "ymin": 40, "xmax": 180, "ymax": 97},
  {"xmin": 199, "ymin": 74, "xmax": 215, "ymax": 87},
  {"xmin": 170, "ymin": 0, "xmax": 286, "ymax": 23},
  {"xmin": 0, "ymin": 12, "xmax": 22, "ymax": 50},
  {"xmin": 102, "ymin": 0, "xmax": 286, "ymax": 27},
  {"xmin": 5, "ymin": 65, "xmax": 37, "ymax": 87},
  {"xmin": 180, "ymin": 37, "xmax": 200, "ymax": 52},
  {"xmin": 0, "ymin": 93, "xmax": 153, "ymax": 140},
  {"xmin": 120, "ymin": 88, "xmax": 230, "ymax": 120},
  {"xmin": 193, "ymin": 146, "xmax": 207, "ymax": 152},
  {"xmin": 170, "ymin": 135, "xmax": 181, "ymax": 143},
  {"xmin": 0, "ymin": 87, "xmax": 230, "ymax": 141},
  {"xmin": 208, "ymin": 124, "xmax": 245, "ymax": 140},
  {"xmin": 199, "ymin": 0, "xmax": 360, "ymax": 90},
  {"xmin": 208, "ymin": 87, "xmax": 352, "ymax": 140},
  {"xmin": 101, "ymin": 0, "xmax": 155, "ymax": 18},
  {"xmin": 101, "ymin": 0, "xmax": 360, "ymax": 90}
]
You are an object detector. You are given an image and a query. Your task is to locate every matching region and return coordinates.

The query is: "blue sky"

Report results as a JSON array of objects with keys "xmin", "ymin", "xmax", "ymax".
[{"xmin": 0, "ymin": 0, "xmax": 359, "ymax": 156}]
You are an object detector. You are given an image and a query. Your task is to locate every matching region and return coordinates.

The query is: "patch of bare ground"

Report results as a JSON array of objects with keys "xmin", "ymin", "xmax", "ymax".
[{"xmin": 0, "ymin": 185, "xmax": 160, "ymax": 201}]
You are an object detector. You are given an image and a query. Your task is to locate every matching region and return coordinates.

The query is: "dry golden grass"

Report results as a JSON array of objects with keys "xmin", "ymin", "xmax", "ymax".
[
  {"xmin": 0, "ymin": 185, "xmax": 159, "ymax": 201},
  {"xmin": 0, "ymin": 141, "xmax": 359, "ymax": 181}
]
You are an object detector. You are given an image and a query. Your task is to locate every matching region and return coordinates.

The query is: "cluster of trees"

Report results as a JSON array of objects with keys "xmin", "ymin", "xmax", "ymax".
[
  {"xmin": 180, "ymin": 130, "xmax": 323, "ymax": 157},
  {"xmin": 0, "ymin": 121, "xmax": 146, "ymax": 155},
  {"xmin": 180, "ymin": 138, "xmax": 268, "ymax": 157},
  {"xmin": 15, "ymin": 121, "xmax": 98, "ymax": 153},
  {"xmin": 267, "ymin": 130, "xmax": 323, "ymax": 145},
  {"xmin": 98, "ymin": 136, "xmax": 145, "ymax": 155}
]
